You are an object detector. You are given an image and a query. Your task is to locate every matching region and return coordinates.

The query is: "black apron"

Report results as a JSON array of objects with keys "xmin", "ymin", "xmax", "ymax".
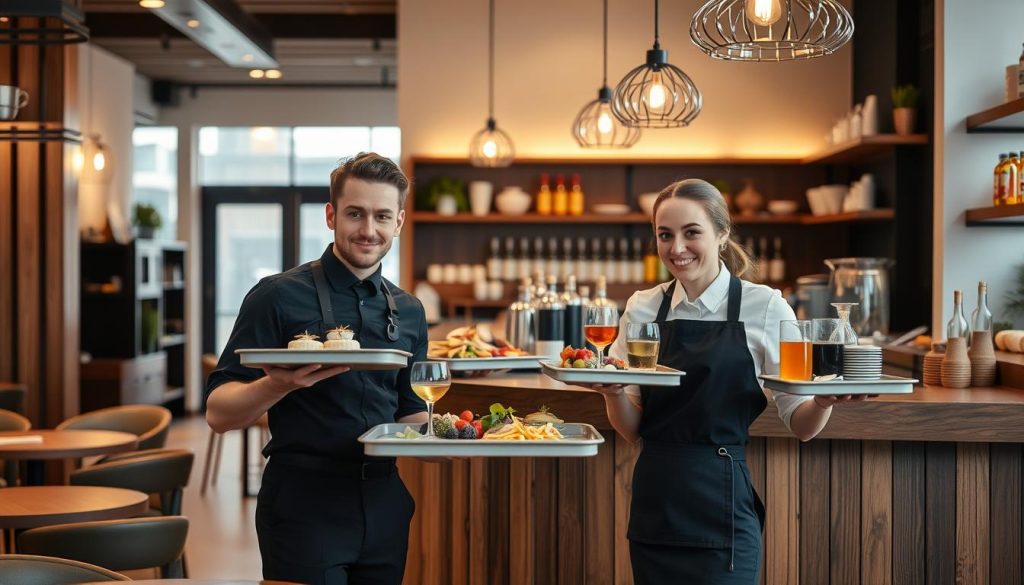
[{"xmin": 628, "ymin": 276, "xmax": 767, "ymax": 584}]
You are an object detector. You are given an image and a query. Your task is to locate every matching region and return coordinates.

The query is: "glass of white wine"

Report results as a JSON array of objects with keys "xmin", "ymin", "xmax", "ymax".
[
  {"xmin": 625, "ymin": 322, "xmax": 660, "ymax": 370},
  {"xmin": 410, "ymin": 361, "xmax": 450, "ymax": 438}
]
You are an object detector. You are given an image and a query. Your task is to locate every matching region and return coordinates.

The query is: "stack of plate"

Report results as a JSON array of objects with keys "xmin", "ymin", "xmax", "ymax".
[{"xmin": 842, "ymin": 345, "xmax": 882, "ymax": 380}]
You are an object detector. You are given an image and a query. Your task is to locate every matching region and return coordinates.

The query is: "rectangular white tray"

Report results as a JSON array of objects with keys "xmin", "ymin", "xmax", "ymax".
[
  {"xmin": 236, "ymin": 348, "xmax": 411, "ymax": 370},
  {"xmin": 359, "ymin": 423, "xmax": 604, "ymax": 457},
  {"xmin": 760, "ymin": 374, "xmax": 918, "ymax": 396},
  {"xmin": 540, "ymin": 361, "xmax": 684, "ymax": 387},
  {"xmin": 434, "ymin": 355, "xmax": 542, "ymax": 372}
]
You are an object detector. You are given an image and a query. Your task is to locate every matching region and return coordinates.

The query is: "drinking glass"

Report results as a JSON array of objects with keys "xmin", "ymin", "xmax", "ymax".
[
  {"xmin": 584, "ymin": 306, "xmax": 619, "ymax": 365},
  {"xmin": 410, "ymin": 361, "xmax": 450, "ymax": 438},
  {"xmin": 625, "ymin": 322, "xmax": 660, "ymax": 370},
  {"xmin": 811, "ymin": 319, "xmax": 845, "ymax": 376},
  {"xmin": 779, "ymin": 320, "xmax": 813, "ymax": 381},
  {"xmin": 830, "ymin": 302, "xmax": 860, "ymax": 345}
]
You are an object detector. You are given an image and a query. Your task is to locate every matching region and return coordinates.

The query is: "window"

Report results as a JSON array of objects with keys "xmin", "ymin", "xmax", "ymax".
[{"xmin": 132, "ymin": 127, "xmax": 178, "ymax": 240}]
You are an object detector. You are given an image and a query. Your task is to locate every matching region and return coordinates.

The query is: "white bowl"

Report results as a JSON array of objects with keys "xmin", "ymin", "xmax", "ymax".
[
  {"xmin": 593, "ymin": 203, "xmax": 631, "ymax": 215},
  {"xmin": 638, "ymin": 192, "xmax": 660, "ymax": 217},
  {"xmin": 767, "ymin": 200, "xmax": 799, "ymax": 215},
  {"xmin": 495, "ymin": 189, "xmax": 532, "ymax": 215}
]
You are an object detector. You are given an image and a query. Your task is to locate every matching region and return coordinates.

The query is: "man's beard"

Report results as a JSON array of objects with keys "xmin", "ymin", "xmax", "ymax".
[{"xmin": 337, "ymin": 236, "xmax": 393, "ymax": 270}]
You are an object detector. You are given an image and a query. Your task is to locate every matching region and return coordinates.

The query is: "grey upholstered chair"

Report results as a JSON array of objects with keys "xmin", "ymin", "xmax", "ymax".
[
  {"xmin": 0, "ymin": 408, "xmax": 31, "ymax": 486},
  {"xmin": 56, "ymin": 404, "xmax": 172, "ymax": 451},
  {"xmin": 69, "ymin": 448, "xmax": 194, "ymax": 516},
  {"xmin": 0, "ymin": 385, "xmax": 26, "ymax": 415},
  {"xmin": 0, "ymin": 553, "xmax": 130, "ymax": 584}
]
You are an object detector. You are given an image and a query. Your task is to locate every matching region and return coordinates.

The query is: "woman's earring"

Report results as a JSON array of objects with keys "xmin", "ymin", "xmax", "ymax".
[{"xmin": 720, "ymin": 243, "xmax": 727, "ymax": 252}]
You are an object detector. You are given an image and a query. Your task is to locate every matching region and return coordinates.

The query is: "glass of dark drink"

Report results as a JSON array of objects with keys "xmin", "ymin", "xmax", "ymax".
[{"xmin": 811, "ymin": 319, "xmax": 845, "ymax": 377}]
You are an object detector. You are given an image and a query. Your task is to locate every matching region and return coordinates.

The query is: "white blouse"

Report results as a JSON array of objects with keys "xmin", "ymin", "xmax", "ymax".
[{"xmin": 607, "ymin": 263, "xmax": 812, "ymax": 432}]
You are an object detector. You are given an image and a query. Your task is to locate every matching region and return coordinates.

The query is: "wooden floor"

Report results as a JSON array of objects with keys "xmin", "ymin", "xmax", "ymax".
[{"xmin": 167, "ymin": 414, "xmax": 263, "ymax": 580}]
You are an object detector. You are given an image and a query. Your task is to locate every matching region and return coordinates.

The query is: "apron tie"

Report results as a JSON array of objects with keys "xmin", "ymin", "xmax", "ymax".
[{"xmin": 717, "ymin": 446, "xmax": 736, "ymax": 573}]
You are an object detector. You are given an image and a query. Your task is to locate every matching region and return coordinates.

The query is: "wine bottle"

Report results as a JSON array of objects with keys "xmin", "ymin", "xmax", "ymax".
[
  {"xmin": 487, "ymin": 237, "xmax": 502, "ymax": 281},
  {"xmin": 502, "ymin": 237, "xmax": 517, "ymax": 281},
  {"xmin": 518, "ymin": 237, "xmax": 531, "ymax": 279},
  {"xmin": 971, "ymin": 281, "xmax": 992, "ymax": 332},
  {"xmin": 534, "ymin": 275, "xmax": 566, "ymax": 360},
  {"xmin": 561, "ymin": 275, "xmax": 585, "ymax": 347},
  {"xmin": 631, "ymin": 238, "xmax": 645, "ymax": 283},
  {"xmin": 576, "ymin": 237, "xmax": 589, "ymax": 282}
]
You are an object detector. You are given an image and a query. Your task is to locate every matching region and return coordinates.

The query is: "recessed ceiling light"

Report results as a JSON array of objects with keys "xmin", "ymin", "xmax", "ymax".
[
  {"xmin": 186, "ymin": 19, "xmax": 200, "ymax": 29},
  {"xmin": 139, "ymin": 0, "xmax": 166, "ymax": 8},
  {"xmin": 241, "ymin": 54, "xmax": 254, "ymax": 63},
  {"xmin": 265, "ymin": 69, "xmax": 282, "ymax": 79},
  {"xmin": 249, "ymin": 69, "xmax": 265, "ymax": 79}
]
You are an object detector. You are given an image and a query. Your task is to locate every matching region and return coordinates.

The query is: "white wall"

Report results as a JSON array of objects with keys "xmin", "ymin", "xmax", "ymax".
[
  {"xmin": 934, "ymin": 0, "xmax": 1024, "ymax": 333},
  {"xmin": 398, "ymin": 0, "xmax": 852, "ymax": 159},
  {"xmin": 158, "ymin": 87, "xmax": 396, "ymax": 127},
  {"xmin": 77, "ymin": 44, "xmax": 135, "ymax": 237}
]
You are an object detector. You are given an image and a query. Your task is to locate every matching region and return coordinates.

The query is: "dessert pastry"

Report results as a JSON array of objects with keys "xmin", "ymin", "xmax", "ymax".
[
  {"xmin": 324, "ymin": 325, "xmax": 360, "ymax": 350},
  {"xmin": 287, "ymin": 331, "xmax": 324, "ymax": 350}
]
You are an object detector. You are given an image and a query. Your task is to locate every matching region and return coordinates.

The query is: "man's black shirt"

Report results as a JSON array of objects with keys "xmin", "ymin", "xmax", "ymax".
[{"xmin": 207, "ymin": 245, "xmax": 427, "ymax": 461}]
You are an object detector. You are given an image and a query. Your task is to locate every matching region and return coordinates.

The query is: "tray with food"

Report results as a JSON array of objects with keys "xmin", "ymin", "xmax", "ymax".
[
  {"xmin": 539, "ymin": 347, "xmax": 684, "ymax": 387},
  {"xmin": 428, "ymin": 325, "xmax": 541, "ymax": 373},
  {"xmin": 760, "ymin": 374, "xmax": 918, "ymax": 396},
  {"xmin": 359, "ymin": 404, "xmax": 604, "ymax": 457},
  {"xmin": 237, "ymin": 328, "xmax": 411, "ymax": 370}
]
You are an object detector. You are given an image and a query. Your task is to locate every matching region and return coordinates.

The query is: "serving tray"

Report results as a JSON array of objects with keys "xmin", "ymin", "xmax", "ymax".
[
  {"xmin": 433, "ymin": 355, "xmax": 542, "ymax": 373},
  {"xmin": 540, "ymin": 361, "xmax": 684, "ymax": 387},
  {"xmin": 359, "ymin": 423, "xmax": 604, "ymax": 457},
  {"xmin": 760, "ymin": 374, "xmax": 917, "ymax": 396},
  {"xmin": 236, "ymin": 348, "xmax": 411, "ymax": 370}
]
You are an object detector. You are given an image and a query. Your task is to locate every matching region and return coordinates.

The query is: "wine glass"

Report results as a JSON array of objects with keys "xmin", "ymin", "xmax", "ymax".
[
  {"xmin": 410, "ymin": 361, "xmax": 450, "ymax": 438},
  {"xmin": 584, "ymin": 305, "xmax": 619, "ymax": 365},
  {"xmin": 829, "ymin": 302, "xmax": 859, "ymax": 345}
]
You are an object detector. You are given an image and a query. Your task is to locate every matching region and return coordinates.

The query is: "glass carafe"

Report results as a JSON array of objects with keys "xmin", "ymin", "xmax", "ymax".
[{"xmin": 830, "ymin": 302, "xmax": 860, "ymax": 345}]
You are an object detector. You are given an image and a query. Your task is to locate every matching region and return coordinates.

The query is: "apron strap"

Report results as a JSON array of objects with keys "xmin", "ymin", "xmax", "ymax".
[
  {"xmin": 381, "ymin": 281, "xmax": 401, "ymax": 343},
  {"xmin": 310, "ymin": 261, "xmax": 336, "ymax": 328},
  {"xmin": 655, "ymin": 280, "xmax": 675, "ymax": 322},
  {"xmin": 726, "ymin": 276, "xmax": 743, "ymax": 323}
]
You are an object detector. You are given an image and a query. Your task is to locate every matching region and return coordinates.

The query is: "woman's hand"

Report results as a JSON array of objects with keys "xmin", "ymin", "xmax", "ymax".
[{"xmin": 571, "ymin": 382, "xmax": 627, "ymax": 396}]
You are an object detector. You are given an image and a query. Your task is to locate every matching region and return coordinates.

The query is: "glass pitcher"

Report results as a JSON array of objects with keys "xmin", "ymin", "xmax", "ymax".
[{"xmin": 824, "ymin": 257, "xmax": 893, "ymax": 336}]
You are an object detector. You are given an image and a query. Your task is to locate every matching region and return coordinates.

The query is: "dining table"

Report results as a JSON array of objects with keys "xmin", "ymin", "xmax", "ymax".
[
  {"xmin": 93, "ymin": 580, "xmax": 302, "ymax": 585},
  {"xmin": 0, "ymin": 429, "xmax": 139, "ymax": 484},
  {"xmin": 0, "ymin": 485, "xmax": 149, "ymax": 530}
]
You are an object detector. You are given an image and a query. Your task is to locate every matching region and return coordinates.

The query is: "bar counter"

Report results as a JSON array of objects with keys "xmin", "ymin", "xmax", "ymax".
[{"xmin": 398, "ymin": 353, "xmax": 1024, "ymax": 585}]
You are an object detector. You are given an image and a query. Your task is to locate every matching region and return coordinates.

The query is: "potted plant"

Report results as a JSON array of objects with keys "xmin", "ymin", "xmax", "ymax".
[
  {"xmin": 891, "ymin": 84, "xmax": 920, "ymax": 135},
  {"xmin": 132, "ymin": 203, "xmax": 162, "ymax": 239},
  {"xmin": 415, "ymin": 177, "xmax": 468, "ymax": 215}
]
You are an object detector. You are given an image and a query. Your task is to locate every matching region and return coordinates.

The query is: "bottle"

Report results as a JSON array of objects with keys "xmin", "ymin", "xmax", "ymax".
[
  {"xmin": 968, "ymin": 281, "xmax": 997, "ymax": 387},
  {"xmin": 548, "ymin": 237, "xmax": 561, "ymax": 280},
  {"xmin": 994, "ymin": 153, "xmax": 1011, "ymax": 206},
  {"xmin": 518, "ymin": 237, "xmax": 531, "ymax": 279},
  {"xmin": 605, "ymin": 237, "xmax": 618, "ymax": 283},
  {"xmin": 947, "ymin": 289, "xmax": 971, "ymax": 341},
  {"xmin": 768, "ymin": 236, "xmax": 785, "ymax": 283},
  {"xmin": 1018, "ymin": 43, "xmax": 1024, "ymax": 98},
  {"xmin": 942, "ymin": 290, "xmax": 972, "ymax": 389},
  {"xmin": 569, "ymin": 174, "xmax": 585, "ymax": 216},
  {"xmin": 532, "ymin": 269, "xmax": 545, "ymax": 299},
  {"xmin": 562, "ymin": 237, "xmax": 574, "ymax": 279},
  {"xmin": 631, "ymin": 238, "xmax": 645, "ymax": 283},
  {"xmin": 561, "ymin": 275, "xmax": 585, "ymax": 348},
  {"xmin": 589, "ymin": 238, "xmax": 604, "ymax": 281},
  {"xmin": 536, "ymin": 174, "xmax": 553, "ymax": 215},
  {"xmin": 576, "ymin": 237, "xmax": 589, "ymax": 282},
  {"xmin": 971, "ymin": 281, "xmax": 992, "ymax": 332},
  {"xmin": 1018, "ymin": 152, "xmax": 1024, "ymax": 205},
  {"xmin": 578, "ymin": 285, "xmax": 591, "ymax": 307},
  {"xmin": 502, "ymin": 237, "xmax": 517, "ymax": 281},
  {"xmin": 644, "ymin": 239, "xmax": 660, "ymax": 283},
  {"xmin": 592, "ymin": 275, "xmax": 618, "ymax": 310},
  {"xmin": 487, "ymin": 237, "xmax": 502, "ymax": 281},
  {"xmin": 506, "ymin": 278, "xmax": 536, "ymax": 353},
  {"xmin": 744, "ymin": 237, "xmax": 759, "ymax": 283},
  {"xmin": 757, "ymin": 237, "xmax": 769, "ymax": 280},
  {"xmin": 1009, "ymin": 152, "xmax": 1022, "ymax": 205},
  {"xmin": 553, "ymin": 174, "xmax": 569, "ymax": 216},
  {"xmin": 616, "ymin": 238, "xmax": 631, "ymax": 284},
  {"xmin": 533, "ymin": 237, "xmax": 546, "ymax": 277},
  {"xmin": 534, "ymin": 275, "xmax": 565, "ymax": 360}
]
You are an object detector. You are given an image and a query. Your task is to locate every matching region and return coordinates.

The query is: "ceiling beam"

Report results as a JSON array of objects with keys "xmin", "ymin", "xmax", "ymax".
[{"xmin": 83, "ymin": 11, "xmax": 396, "ymax": 39}]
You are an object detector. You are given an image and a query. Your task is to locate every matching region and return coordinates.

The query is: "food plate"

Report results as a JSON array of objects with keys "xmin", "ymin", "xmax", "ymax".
[
  {"xmin": 540, "ymin": 361, "xmax": 684, "ymax": 387},
  {"xmin": 359, "ymin": 423, "xmax": 604, "ymax": 457},
  {"xmin": 760, "ymin": 374, "xmax": 917, "ymax": 396},
  {"xmin": 434, "ymin": 355, "xmax": 542, "ymax": 373},
  {"xmin": 236, "ymin": 348, "xmax": 411, "ymax": 370}
]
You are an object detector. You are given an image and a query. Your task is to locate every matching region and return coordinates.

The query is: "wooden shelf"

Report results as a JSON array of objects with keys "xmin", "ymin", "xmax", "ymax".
[
  {"xmin": 0, "ymin": 121, "xmax": 82, "ymax": 143},
  {"xmin": 799, "ymin": 209, "xmax": 895, "ymax": 224},
  {"xmin": 801, "ymin": 134, "xmax": 929, "ymax": 165},
  {"xmin": 409, "ymin": 155, "xmax": 803, "ymax": 166},
  {"xmin": 965, "ymin": 98, "xmax": 1024, "ymax": 133},
  {"xmin": 412, "ymin": 210, "xmax": 893, "ymax": 226},
  {"xmin": 965, "ymin": 204, "xmax": 1024, "ymax": 226}
]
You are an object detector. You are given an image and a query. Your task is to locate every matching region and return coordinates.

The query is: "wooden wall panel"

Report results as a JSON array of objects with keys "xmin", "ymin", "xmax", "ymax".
[
  {"xmin": 398, "ymin": 460, "xmax": 422, "ymax": 585},
  {"xmin": 0, "ymin": 139, "xmax": 12, "ymax": 381},
  {"xmin": 800, "ymin": 439, "xmax": 831, "ymax": 585},
  {"xmin": 469, "ymin": 458, "xmax": 488, "ymax": 585},
  {"xmin": 989, "ymin": 444, "xmax": 1022, "ymax": 585},
  {"xmin": 533, "ymin": 458, "xmax": 558, "ymax": 585},
  {"xmin": 583, "ymin": 438, "xmax": 614, "ymax": 585},
  {"xmin": 556, "ymin": 458, "xmax": 584, "ymax": 585},
  {"xmin": 925, "ymin": 443, "xmax": 956, "ymax": 585},
  {"xmin": 892, "ymin": 442, "xmax": 925, "ymax": 585},
  {"xmin": 508, "ymin": 458, "xmax": 534, "ymax": 585},
  {"xmin": 613, "ymin": 437, "xmax": 639, "ymax": 585},
  {"xmin": 831, "ymin": 441, "xmax": 862, "ymax": 585},
  {"xmin": 861, "ymin": 441, "xmax": 893, "ymax": 585},
  {"xmin": 488, "ymin": 459, "xmax": 510, "ymax": 585},
  {"xmin": 16, "ymin": 141, "xmax": 41, "ymax": 425},
  {"xmin": 450, "ymin": 459, "xmax": 469, "ymax": 579},
  {"xmin": 765, "ymin": 437, "xmax": 799, "ymax": 585},
  {"xmin": 955, "ymin": 443, "xmax": 989, "ymax": 585}
]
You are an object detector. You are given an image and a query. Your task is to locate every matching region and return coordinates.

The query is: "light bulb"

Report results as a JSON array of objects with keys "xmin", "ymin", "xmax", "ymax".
[
  {"xmin": 482, "ymin": 139, "xmax": 497, "ymax": 158},
  {"xmin": 645, "ymin": 73, "xmax": 668, "ymax": 113},
  {"xmin": 139, "ymin": 0, "xmax": 165, "ymax": 8},
  {"xmin": 265, "ymin": 69, "xmax": 282, "ymax": 79},
  {"xmin": 745, "ymin": 0, "xmax": 782, "ymax": 26},
  {"xmin": 249, "ymin": 69, "xmax": 264, "ymax": 79},
  {"xmin": 72, "ymin": 148, "xmax": 84, "ymax": 173},
  {"xmin": 186, "ymin": 19, "xmax": 200, "ymax": 29},
  {"xmin": 597, "ymin": 111, "xmax": 614, "ymax": 134},
  {"xmin": 92, "ymin": 150, "xmax": 106, "ymax": 172}
]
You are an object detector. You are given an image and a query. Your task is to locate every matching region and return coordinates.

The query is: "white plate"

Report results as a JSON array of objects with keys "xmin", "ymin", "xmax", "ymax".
[
  {"xmin": 592, "ymin": 203, "xmax": 631, "ymax": 215},
  {"xmin": 541, "ymin": 361, "xmax": 684, "ymax": 387},
  {"xmin": 433, "ymin": 355, "xmax": 542, "ymax": 373},
  {"xmin": 359, "ymin": 423, "xmax": 604, "ymax": 457},
  {"xmin": 760, "ymin": 374, "xmax": 917, "ymax": 396},
  {"xmin": 236, "ymin": 348, "xmax": 411, "ymax": 370}
]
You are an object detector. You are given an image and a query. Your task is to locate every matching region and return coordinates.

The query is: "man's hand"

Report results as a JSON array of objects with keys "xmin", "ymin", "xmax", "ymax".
[
  {"xmin": 261, "ymin": 364, "xmax": 351, "ymax": 394},
  {"xmin": 813, "ymin": 394, "xmax": 873, "ymax": 408}
]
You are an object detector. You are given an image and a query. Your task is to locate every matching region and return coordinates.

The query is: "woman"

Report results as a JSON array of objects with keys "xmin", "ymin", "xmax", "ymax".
[{"xmin": 595, "ymin": 179, "xmax": 862, "ymax": 584}]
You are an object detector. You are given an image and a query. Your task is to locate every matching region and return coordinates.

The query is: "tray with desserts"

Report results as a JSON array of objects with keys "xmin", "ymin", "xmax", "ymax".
[
  {"xmin": 540, "ymin": 346, "xmax": 684, "ymax": 387},
  {"xmin": 236, "ymin": 327, "xmax": 411, "ymax": 371}
]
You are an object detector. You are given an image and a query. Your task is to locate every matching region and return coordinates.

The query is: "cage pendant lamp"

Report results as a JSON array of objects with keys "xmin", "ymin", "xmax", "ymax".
[
  {"xmin": 469, "ymin": 0, "xmax": 514, "ymax": 167},
  {"xmin": 612, "ymin": 0, "xmax": 702, "ymax": 129},
  {"xmin": 572, "ymin": 0, "xmax": 640, "ymax": 148},
  {"xmin": 690, "ymin": 0, "xmax": 854, "ymax": 62}
]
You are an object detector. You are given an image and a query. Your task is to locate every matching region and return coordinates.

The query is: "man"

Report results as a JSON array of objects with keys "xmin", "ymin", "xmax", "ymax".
[{"xmin": 206, "ymin": 152, "xmax": 428, "ymax": 585}]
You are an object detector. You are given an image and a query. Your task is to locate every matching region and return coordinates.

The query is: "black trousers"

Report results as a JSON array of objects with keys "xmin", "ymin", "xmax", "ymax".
[{"xmin": 255, "ymin": 459, "xmax": 415, "ymax": 585}]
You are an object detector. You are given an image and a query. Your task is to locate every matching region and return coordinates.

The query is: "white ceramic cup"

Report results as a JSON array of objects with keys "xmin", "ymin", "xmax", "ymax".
[
  {"xmin": 469, "ymin": 181, "xmax": 493, "ymax": 216},
  {"xmin": 474, "ymin": 280, "xmax": 489, "ymax": 300},
  {"xmin": 442, "ymin": 264, "xmax": 458, "ymax": 284},
  {"xmin": 457, "ymin": 264, "xmax": 473, "ymax": 284},
  {"xmin": 426, "ymin": 264, "xmax": 443, "ymax": 283},
  {"xmin": 472, "ymin": 264, "xmax": 487, "ymax": 281},
  {"xmin": 0, "ymin": 85, "xmax": 29, "ymax": 121},
  {"xmin": 488, "ymin": 281, "xmax": 504, "ymax": 300}
]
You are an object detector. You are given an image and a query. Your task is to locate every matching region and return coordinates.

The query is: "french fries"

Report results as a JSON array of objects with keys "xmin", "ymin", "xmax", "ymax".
[
  {"xmin": 427, "ymin": 325, "xmax": 528, "ymax": 359},
  {"xmin": 482, "ymin": 417, "xmax": 563, "ymax": 441}
]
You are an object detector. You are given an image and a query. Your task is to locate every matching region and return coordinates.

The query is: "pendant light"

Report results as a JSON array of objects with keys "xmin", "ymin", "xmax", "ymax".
[
  {"xmin": 572, "ymin": 0, "xmax": 640, "ymax": 148},
  {"xmin": 690, "ymin": 0, "xmax": 853, "ymax": 62},
  {"xmin": 469, "ymin": 0, "xmax": 514, "ymax": 167},
  {"xmin": 611, "ymin": 0, "xmax": 701, "ymax": 129}
]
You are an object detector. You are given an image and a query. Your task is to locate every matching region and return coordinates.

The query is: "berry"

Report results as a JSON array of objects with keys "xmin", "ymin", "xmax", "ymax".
[
  {"xmin": 572, "ymin": 359, "xmax": 586, "ymax": 368},
  {"xmin": 454, "ymin": 419, "xmax": 467, "ymax": 430},
  {"xmin": 560, "ymin": 346, "xmax": 574, "ymax": 361},
  {"xmin": 459, "ymin": 425, "xmax": 477, "ymax": 439},
  {"xmin": 472, "ymin": 421, "xmax": 483, "ymax": 437},
  {"xmin": 443, "ymin": 426, "xmax": 459, "ymax": 440},
  {"xmin": 459, "ymin": 410, "xmax": 474, "ymax": 422}
]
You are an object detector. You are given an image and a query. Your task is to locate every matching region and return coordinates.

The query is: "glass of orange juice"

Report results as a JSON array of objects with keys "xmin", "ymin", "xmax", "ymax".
[{"xmin": 779, "ymin": 320, "xmax": 813, "ymax": 381}]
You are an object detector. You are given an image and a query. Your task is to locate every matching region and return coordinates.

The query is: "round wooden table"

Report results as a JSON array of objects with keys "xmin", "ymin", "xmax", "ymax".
[
  {"xmin": 93, "ymin": 581, "xmax": 301, "ymax": 585},
  {"xmin": 0, "ymin": 485, "xmax": 149, "ymax": 529},
  {"xmin": 0, "ymin": 430, "xmax": 139, "ymax": 484}
]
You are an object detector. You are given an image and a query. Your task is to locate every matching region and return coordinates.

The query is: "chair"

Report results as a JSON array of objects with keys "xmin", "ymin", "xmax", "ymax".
[
  {"xmin": 0, "ymin": 384, "xmax": 26, "ymax": 415},
  {"xmin": 69, "ymin": 449, "xmax": 194, "ymax": 516},
  {"xmin": 56, "ymin": 404, "xmax": 172, "ymax": 451},
  {"xmin": 17, "ymin": 516, "xmax": 189, "ymax": 578},
  {"xmin": 0, "ymin": 554, "xmax": 130, "ymax": 584},
  {"xmin": 0, "ymin": 409, "xmax": 31, "ymax": 487}
]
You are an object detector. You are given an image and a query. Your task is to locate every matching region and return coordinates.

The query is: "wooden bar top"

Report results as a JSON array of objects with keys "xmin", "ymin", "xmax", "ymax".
[{"xmin": 447, "ymin": 373, "xmax": 1024, "ymax": 443}]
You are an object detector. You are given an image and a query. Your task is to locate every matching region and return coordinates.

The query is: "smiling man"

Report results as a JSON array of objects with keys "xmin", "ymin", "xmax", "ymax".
[{"xmin": 206, "ymin": 153, "xmax": 429, "ymax": 585}]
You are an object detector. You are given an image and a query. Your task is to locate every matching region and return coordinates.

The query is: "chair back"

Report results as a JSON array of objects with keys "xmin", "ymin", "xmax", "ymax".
[
  {"xmin": 17, "ymin": 516, "xmax": 189, "ymax": 578},
  {"xmin": 0, "ymin": 408, "xmax": 30, "ymax": 432},
  {"xmin": 70, "ymin": 449, "xmax": 194, "ymax": 515},
  {"xmin": 0, "ymin": 553, "xmax": 130, "ymax": 584},
  {"xmin": 0, "ymin": 385, "xmax": 26, "ymax": 415},
  {"xmin": 56, "ymin": 405, "xmax": 172, "ymax": 451}
]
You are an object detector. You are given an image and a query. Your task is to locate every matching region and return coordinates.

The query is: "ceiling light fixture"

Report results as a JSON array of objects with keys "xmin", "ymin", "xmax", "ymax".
[
  {"xmin": 249, "ymin": 69, "xmax": 264, "ymax": 79},
  {"xmin": 241, "ymin": 53, "xmax": 253, "ymax": 63},
  {"xmin": 611, "ymin": 0, "xmax": 701, "ymax": 128},
  {"xmin": 572, "ymin": 0, "xmax": 640, "ymax": 148},
  {"xmin": 186, "ymin": 19, "xmax": 201, "ymax": 29},
  {"xmin": 139, "ymin": 0, "xmax": 165, "ymax": 8},
  {"xmin": 690, "ymin": 0, "xmax": 854, "ymax": 61},
  {"xmin": 264, "ymin": 69, "xmax": 282, "ymax": 79},
  {"xmin": 142, "ymin": 0, "xmax": 276, "ymax": 68},
  {"xmin": 468, "ymin": 0, "xmax": 514, "ymax": 167}
]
